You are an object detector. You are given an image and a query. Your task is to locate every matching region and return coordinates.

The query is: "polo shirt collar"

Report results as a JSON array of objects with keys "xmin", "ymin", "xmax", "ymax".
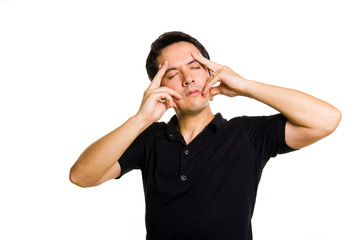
[{"xmin": 166, "ymin": 113, "xmax": 227, "ymax": 136}]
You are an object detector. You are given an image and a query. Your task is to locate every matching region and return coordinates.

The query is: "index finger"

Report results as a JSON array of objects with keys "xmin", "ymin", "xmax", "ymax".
[
  {"xmin": 149, "ymin": 60, "xmax": 168, "ymax": 90},
  {"xmin": 191, "ymin": 52, "xmax": 222, "ymax": 72}
]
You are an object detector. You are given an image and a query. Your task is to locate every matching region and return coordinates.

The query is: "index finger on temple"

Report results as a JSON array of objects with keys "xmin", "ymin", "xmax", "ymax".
[
  {"xmin": 191, "ymin": 52, "xmax": 221, "ymax": 72},
  {"xmin": 150, "ymin": 60, "xmax": 168, "ymax": 89}
]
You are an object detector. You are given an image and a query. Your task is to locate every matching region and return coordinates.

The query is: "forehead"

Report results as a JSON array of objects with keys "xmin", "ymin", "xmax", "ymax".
[{"xmin": 156, "ymin": 41, "xmax": 201, "ymax": 66}]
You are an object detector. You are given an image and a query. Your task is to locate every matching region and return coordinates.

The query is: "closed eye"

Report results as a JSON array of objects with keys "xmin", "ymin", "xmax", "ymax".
[
  {"xmin": 168, "ymin": 72, "xmax": 178, "ymax": 79},
  {"xmin": 189, "ymin": 61, "xmax": 202, "ymax": 70}
]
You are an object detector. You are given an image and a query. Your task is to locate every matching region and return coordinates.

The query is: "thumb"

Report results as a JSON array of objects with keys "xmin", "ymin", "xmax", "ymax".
[{"xmin": 209, "ymin": 87, "xmax": 221, "ymax": 98}]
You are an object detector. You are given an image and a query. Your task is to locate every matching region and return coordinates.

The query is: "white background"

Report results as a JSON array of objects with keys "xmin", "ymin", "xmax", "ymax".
[{"xmin": 1, "ymin": 0, "xmax": 359, "ymax": 239}]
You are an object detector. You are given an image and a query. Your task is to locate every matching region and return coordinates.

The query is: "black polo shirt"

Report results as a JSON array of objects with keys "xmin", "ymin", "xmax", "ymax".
[{"xmin": 117, "ymin": 113, "xmax": 295, "ymax": 240}]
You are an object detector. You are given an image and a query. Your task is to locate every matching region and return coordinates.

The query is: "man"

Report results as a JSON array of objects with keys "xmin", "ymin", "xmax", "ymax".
[{"xmin": 70, "ymin": 31, "xmax": 341, "ymax": 239}]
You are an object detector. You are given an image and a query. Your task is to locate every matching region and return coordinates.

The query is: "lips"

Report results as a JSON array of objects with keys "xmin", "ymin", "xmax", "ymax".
[{"xmin": 186, "ymin": 89, "xmax": 201, "ymax": 97}]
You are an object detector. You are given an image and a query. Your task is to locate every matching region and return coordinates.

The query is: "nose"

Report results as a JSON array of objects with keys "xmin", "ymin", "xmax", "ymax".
[{"xmin": 182, "ymin": 70, "xmax": 195, "ymax": 87}]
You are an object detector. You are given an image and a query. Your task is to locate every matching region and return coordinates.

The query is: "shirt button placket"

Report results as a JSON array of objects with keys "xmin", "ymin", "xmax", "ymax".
[{"xmin": 180, "ymin": 149, "xmax": 190, "ymax": 183}]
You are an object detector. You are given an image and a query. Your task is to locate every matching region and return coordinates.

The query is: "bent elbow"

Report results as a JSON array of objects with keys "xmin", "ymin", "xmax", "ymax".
[
  {"xmin": 69, "ymin": 168, "xmax": 94, "ymax": 188},
  {"xmin": 310, "ymin": 108, "xmax": 342, "ymax": 143},
  {"xmin": 326, "ymin": 108, "xmax": 342, "ymax": 135},
  {"xmin": 69, "ymin": 170, "xmax": 84, "ymax": 187}
]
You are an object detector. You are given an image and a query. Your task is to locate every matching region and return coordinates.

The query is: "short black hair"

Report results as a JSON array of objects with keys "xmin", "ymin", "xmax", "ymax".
[{"xmin": 146, "ymin": 31, "xmax": 210, "ymax": 81}]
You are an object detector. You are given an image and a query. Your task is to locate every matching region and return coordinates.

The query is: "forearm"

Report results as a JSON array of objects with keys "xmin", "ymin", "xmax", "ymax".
[
  {"xmin": 243, "ymin": 80, "xmax": 341, "ymax": 132},
  {"xmin": 69, "ymin": 60, "xmax": 181, "ymax": 187},
  {"xmin": 70, "ymin": 115, "xmax": 152, "ymax": 187},
  {"xmin": 192, "ymin": 53, "xmax": 341, "ymax": 148}
]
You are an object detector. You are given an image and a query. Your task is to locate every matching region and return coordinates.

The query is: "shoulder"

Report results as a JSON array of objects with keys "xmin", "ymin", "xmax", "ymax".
[
  {"xmin": 140, "ymin": 121, "xmax": 167, "ymax": 138},
  {"xmin": 224, "ymin": 114, "xmax": 288, "ymax": 137},
  {"xmin": 229, "ymin": 114, "xmax": 287, "ymax": 126}
]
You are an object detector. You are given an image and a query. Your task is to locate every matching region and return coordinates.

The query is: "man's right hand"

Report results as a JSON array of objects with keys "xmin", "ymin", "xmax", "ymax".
[
  {"xmin": 70, "ymin": 61, "xmax": 183, "ymax": 187},
  {"xmin": 135, "ymin": 60, "xmax": 183, "ymax": 124}
]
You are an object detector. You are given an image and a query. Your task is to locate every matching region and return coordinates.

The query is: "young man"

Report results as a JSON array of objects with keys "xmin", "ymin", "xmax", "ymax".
[{"xmin": 70, "ymin": 31, "xmax": 341, "ymax": 239}]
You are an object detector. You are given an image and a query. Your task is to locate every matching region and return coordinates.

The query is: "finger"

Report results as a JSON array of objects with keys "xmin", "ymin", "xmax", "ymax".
[
  {"xmin": 166, "ymin": 99, "xmax": 179, "ymax": 110},
  {"xmin": 157, "ymin": 93, "xmax": 179, "ymax": 110},
  {"xmin": 149, "ymin": 60, "xmax": 168, "ymax": 89},
  {"xmin": 209, "ymin": 86, "xmax": 221, "ymax": 99},
  {"xmin": 156, "ymin": 92, "xmax": 174, "ymax": 103},
  {"xmin": 191, "ymin": 52, "xmax": 222, "ymax": 72},
  {"xmin": 150, "ymin": 86, "xmax": 183, "ymax": 100},
  {"xmin": 202, "ymin": 74, "xmax": 219, "ymax": 97}
]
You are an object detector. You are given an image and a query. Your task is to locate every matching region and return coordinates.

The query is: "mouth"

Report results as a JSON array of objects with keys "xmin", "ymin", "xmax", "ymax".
[{"xmin": 186, "ymin": 89, "xmax": 201, "ymax": 97}]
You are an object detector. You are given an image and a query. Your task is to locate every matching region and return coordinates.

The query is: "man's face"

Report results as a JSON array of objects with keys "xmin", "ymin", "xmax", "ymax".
[{"xmin": 156, "ymin": 41, "xmax": 210, "ymax": 114}]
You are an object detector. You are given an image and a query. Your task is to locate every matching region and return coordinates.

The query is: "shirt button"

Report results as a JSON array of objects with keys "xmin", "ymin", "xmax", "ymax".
[
  {"xmin": 180, "ymin": 175, "xmax": 187, "ymax": 181},
  {"xmin": 184, "ymin": 150, "xmax": 190, "ymax": 155}
]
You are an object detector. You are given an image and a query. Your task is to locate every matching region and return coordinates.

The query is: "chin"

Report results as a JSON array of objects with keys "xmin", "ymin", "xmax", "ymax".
[{"xmin": 176, "ymin": 97, "xmax": 210, "ymax": 115}]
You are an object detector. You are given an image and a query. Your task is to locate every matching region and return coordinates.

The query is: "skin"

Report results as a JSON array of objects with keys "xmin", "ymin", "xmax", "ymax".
[
  {"xmin": 156, "ymin": 42, "xmax": 211, "ymax": 114},
  {"xmin": 69, "ymin": 41, "xmax": 342, "ymax": 188},
  {"xmin": 155, "ymin": 42, "xmax": 216, "ymax": 143}
]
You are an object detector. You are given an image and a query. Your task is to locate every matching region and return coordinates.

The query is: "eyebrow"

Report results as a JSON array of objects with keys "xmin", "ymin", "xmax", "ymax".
[{"xmin": 164, "ymin": 59, "xmax": 200, "ymax": 75}]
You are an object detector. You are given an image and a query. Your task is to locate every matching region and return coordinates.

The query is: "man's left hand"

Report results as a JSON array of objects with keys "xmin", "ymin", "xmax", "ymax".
[{"xmin": 191, "ymin": 52, "xmax": 249, "ymax": 99}]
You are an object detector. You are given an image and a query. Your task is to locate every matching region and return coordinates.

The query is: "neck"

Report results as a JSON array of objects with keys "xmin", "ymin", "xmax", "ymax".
[{"xmin": 176, "ymin": 107, "xmax": 214, "ymax": 145}]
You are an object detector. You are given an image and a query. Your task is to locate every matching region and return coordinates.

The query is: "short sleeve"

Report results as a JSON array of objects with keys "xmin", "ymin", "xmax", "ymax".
[
  {"xmin": 116, "ymin": 123, "xmax": 163, "ymax": 179},
  {"xmin": 242, "ymin": 114, "xmax": 296, "ymax": 163},
  {"xmin": 116, "ymin": 135, "xmax": 142, "ymax": 179}
]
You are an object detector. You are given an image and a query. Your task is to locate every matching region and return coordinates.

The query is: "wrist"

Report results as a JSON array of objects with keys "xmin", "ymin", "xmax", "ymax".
[
  {"xmin": 132, "ymin": 113, "xmax": 154, "ymax": 130},
  {"xmin": 235, "ymin": 78, "xmax": 255, "ymax": 97}
]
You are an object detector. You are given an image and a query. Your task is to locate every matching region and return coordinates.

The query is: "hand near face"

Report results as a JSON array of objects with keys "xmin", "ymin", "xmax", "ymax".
[
  {"xmin": 136, "ymin": 61, "xmax": 183, "ymax": 123},
  {"xmin": 191, "ymin": 52, "xmax": 249, "ymax": 99}
]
